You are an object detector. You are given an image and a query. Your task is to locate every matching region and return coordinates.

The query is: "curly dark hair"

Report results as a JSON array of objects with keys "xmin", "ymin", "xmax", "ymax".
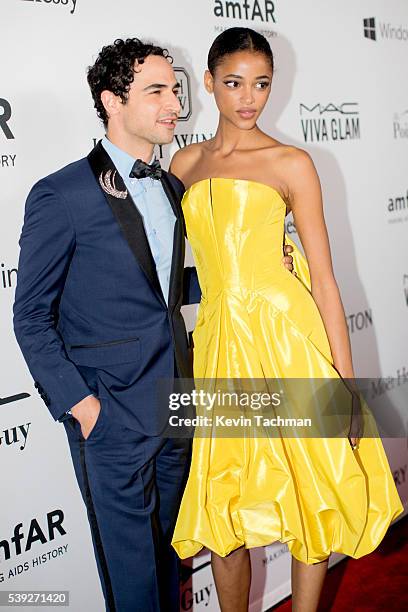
[{"xmin": 87, "ymin": 38, "xmax": 172, "ymax": 126}]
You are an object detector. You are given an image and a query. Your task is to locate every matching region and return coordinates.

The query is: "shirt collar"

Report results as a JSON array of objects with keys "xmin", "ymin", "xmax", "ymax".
[{"xmin": 101, "ymin": 136, "xmax": 155, "ymax": 180}]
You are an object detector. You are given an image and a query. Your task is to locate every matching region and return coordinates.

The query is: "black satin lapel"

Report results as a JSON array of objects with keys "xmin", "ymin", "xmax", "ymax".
[
  {"xmin": 160, "ymin": 172, "xmax": 181, "ymax": 219},
  {"xmin": 160, "ymin": 172, "xmax": 184, "ymax": 309},
  {"xmin": 87, "ymin": 141, "xmax": 166, "ymax": 306}
]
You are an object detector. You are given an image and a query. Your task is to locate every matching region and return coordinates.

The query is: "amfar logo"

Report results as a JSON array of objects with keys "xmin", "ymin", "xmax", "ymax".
[
  {"xmin": 174, "ymin": 68, "xmax": 192, "ymax": 121},
  {"xmin": 299, "ymin": 103, "xmax": 360, "ymax": 143},
  {"xmin": 20, "ymin": 0, "xmax": 78, "ymax": 15},
  {"xmin": 388, "ymin": 190, "xmax": 408, "ymax": 212},
  {"xmin": 346, "ymin": 309, "xmax": 373, "ymax": 334},
  {"xmin": 213, "ymin": 0, "xmax": 276, "ymax": 22},
  {"xmin": 393, "ymin": 110, "xmax": 408, "ymax": 139},
  {"xmin": 0, "ymin": 99, "xmax": 14, "ymax": 140},
  {"xmin": 387, "ymin": 189, "xmax": 408, "ymax": 224},
  {"xmin": 0, "ymin": 510, "xmax": 66, "ymax": 562},
  {"xmin": 363, "ymin": 16, "xmax": 408, "ymax": 42}
]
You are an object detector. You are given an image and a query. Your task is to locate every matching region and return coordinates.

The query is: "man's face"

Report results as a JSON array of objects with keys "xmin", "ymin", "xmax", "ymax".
[{"xmin": 115, "ymin": 55, "xmax": 181, "ymax": 145}]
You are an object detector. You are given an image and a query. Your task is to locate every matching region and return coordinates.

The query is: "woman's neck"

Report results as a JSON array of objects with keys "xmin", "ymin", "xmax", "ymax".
[{"xmin": 211, "ymin": 117, "xmax": 262, "ymax": 155}]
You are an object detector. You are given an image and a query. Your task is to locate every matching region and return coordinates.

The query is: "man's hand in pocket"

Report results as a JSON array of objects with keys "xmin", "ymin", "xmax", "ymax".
[{"xmin": 71, "ymin": 395, "xmax": 101, "ymax": 440}]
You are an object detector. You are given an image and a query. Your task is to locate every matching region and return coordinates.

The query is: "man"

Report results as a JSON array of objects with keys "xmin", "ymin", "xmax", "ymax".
[{"xmin": 13, "ymin": 38, "xmax": 294, "ymax": 611}]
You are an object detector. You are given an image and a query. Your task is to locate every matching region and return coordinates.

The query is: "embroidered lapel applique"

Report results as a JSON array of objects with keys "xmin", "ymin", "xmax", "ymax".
[{"xmin": 99, "ymin": 169, "xmax": 128, "ymax": 199}]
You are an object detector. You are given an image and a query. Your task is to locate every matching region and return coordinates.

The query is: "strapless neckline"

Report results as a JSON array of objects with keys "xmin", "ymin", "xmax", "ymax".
[{"xmin": 183, "ymin": 177, "xmax": 286, "ymax": 209}]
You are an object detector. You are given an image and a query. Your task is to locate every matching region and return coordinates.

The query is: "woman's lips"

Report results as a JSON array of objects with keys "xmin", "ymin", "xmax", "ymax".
[{"xmin": 237, "ymin": 109, "xmax": 256, "ymax": 119}]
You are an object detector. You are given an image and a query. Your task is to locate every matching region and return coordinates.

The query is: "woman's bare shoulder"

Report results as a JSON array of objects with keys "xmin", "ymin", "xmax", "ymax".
[
  {"xmin": 169, "ymin": 142, "xmax": 207, "ymax": 183},
  {"xmin": 263, "ymin": 141, "xmax": 316, "ymax": 180},
  {"xmin": 262, "ymin": 138, "xmax": 311, "ymax": 163}
]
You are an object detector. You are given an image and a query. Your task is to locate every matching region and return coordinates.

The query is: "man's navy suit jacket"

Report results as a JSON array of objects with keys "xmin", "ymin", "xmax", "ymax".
[{"xmin": 13, "ymin": 142, "xmax": 201, "ymax": 434}]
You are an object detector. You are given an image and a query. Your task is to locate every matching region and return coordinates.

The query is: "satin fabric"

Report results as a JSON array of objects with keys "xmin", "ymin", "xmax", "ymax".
[{"xmin": 172, "ymin": 178, "xmax": 403, "ymax": 563}]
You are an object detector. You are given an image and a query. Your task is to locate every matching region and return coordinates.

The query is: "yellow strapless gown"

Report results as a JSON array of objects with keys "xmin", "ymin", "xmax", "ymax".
[{"xmin": 172, "ymin": 178, "xmax": 404, "ymax": 563}]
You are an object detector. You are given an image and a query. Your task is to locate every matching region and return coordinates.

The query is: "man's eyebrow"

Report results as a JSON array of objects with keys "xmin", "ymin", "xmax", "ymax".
[
  {"xmin": 143, "ymin": 83, "xmax": 167, "ymax": 91},
  {"xmin": 143, "ymin": 82, "xmax": 181, "ymax": 91}
]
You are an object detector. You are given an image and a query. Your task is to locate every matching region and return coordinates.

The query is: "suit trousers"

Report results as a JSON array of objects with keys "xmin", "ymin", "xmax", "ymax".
[{"xmin": 63, "ymin": 383, "xmax": 191, "ymax": 612}]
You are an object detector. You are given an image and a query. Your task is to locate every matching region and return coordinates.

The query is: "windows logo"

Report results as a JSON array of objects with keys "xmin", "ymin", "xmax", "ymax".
[{"xmin": 364, "ymin": 17, "xmax": 376, "ymax": 41}]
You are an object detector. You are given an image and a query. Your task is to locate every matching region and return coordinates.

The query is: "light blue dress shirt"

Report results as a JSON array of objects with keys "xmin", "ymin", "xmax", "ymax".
[{"xmin": 102, "ymin": 136, "xmax": 176, "ymax": 305}]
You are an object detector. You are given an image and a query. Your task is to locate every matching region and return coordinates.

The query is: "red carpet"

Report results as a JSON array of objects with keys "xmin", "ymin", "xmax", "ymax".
[{"xmin": 269, "ymin": 514, "xmax": 408, "ymax": 611}]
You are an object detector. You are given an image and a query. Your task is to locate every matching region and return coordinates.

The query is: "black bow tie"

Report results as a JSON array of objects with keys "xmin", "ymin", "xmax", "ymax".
[{"xmin": 129, "ymin": 158, "xmax": 162, "ymax": 180}]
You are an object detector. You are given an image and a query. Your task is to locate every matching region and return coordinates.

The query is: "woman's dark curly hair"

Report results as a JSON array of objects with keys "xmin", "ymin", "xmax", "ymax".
[{"xmin": 87, "ymin": 38, "xmax": 172, "ymax": 126}]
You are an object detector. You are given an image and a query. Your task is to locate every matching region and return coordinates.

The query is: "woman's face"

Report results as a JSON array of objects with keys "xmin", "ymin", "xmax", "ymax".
[{"xmin": 205, "ymin": 50, "xmax": 273, "ymax": 130}]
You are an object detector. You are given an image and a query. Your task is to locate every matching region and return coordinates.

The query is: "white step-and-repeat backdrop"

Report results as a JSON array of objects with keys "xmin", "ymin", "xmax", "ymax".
[{"xmin": 1, "ymin": 1, "xmax": 407, "ymax": 610}]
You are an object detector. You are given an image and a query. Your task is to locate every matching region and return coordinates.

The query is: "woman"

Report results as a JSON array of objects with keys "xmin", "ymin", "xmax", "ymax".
[{"xmin": 170, "ymin": 28, "xmax": 403, "ymax": 611}]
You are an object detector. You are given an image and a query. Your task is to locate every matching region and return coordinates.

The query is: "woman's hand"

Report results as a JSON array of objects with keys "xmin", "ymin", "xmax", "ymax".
[
  {"xmin": 347, "ymin": 389, "xmax": 364, "ymax": 450},
  {"xmin": 282, "ymin": 243, "xmax": 294, "ymax": 271}
]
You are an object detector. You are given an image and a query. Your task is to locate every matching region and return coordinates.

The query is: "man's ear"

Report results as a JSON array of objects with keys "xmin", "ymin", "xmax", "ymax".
[
  {"xmin": 100, "ymin": 90, "xmax": 121, "ymax": 121},
  {"xmin": 204, "ymin": 70, "xmax": 214, "ymax": 94}
]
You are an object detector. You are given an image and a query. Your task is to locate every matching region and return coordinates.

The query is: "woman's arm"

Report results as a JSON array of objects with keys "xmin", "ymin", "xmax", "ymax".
[{"xmin": 287, "ymin": 149, "xmax": 355, "ymax": 379}]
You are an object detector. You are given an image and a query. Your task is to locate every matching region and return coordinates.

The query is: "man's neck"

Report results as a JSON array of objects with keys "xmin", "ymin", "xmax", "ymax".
[{"xmin": 105, "ymin": 129, "xmax": 154, "ymax": 163}]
